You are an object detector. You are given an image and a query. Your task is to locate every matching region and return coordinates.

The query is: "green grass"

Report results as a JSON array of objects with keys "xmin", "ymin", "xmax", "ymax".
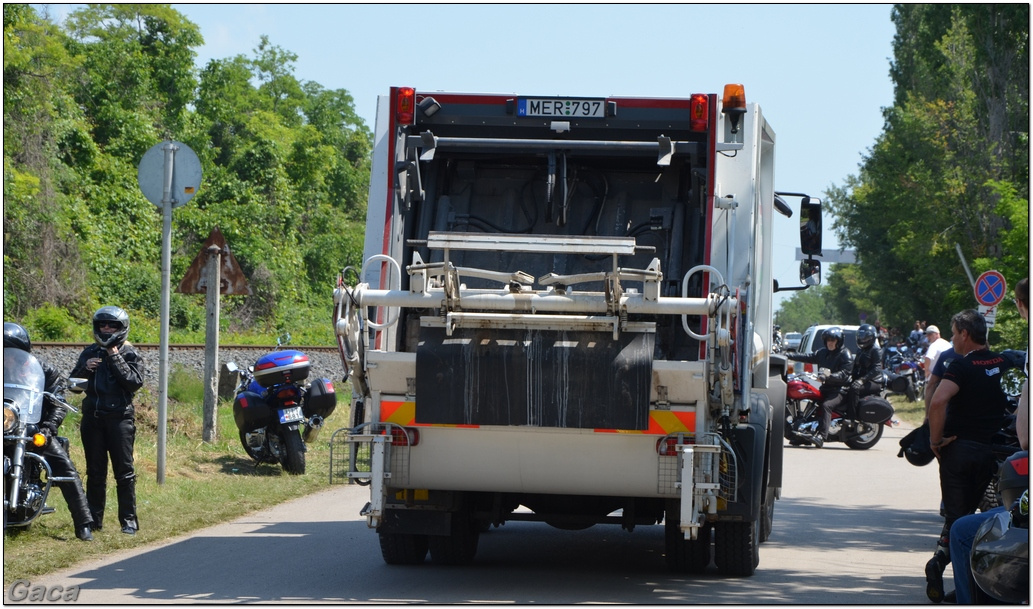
[
  {"xmin": 888, "ymin": 392, "xmax": 926, "ymax": 428},
  {"xmin": 3, "ymin": 366, "xmax": 350, "ymax": 587}
]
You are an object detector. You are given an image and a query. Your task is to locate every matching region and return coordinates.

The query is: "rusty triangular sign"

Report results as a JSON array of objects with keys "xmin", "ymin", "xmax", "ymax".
[{"xmin": 176, "ymin": 227, "xmax": 252, "ymax": 295}]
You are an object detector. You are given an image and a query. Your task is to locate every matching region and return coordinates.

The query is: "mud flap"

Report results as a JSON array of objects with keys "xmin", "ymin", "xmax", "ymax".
[{"xmin": 416, "ymin": 326, "xmax": 653, "ymax": 429}]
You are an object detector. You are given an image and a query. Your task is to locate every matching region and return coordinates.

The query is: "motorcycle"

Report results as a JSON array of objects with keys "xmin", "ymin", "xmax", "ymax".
[
  {"xmin": 883, "ymin": 344, "xmax": 922, "ymax": 401},
  {"xmin": 229, "ymin": 335, "xmax": 337, "ymax": 475},
  {"xmin": 971, "ymin": 452, "xmax": 1028, "ymax": 604},
  {"xmin": 784, "ymin": 371, "xmax": 895, "ymax": 450},
  {"xmin": 3, "ymin": 348, "xmax": 78, "ymax": 530}
]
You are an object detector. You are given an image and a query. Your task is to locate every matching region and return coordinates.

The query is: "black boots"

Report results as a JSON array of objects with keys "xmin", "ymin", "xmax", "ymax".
[{"xmin": 925, "ymin": 547, "xmax": 949, "ymax": 603}]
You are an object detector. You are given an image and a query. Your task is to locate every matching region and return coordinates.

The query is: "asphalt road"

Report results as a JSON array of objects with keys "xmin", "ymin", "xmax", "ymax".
[{"xmin": 5, "ymin": 423, "xmax": 946, "ymax": 604}]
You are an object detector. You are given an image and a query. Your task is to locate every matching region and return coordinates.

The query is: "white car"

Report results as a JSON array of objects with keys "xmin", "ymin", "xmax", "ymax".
[
  {"xmin": 790, "ymin": 324, "xmax": 863, "ymax": 374},
  {"xmin": 784, "ymin": 332, "xmax": 802, "ymax": 351}
]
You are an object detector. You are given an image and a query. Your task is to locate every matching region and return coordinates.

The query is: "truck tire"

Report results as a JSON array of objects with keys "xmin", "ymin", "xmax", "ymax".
[
  {"xmin": 759, "ymin": 485, "xmax": 775, "ymax": 543},
  {"xmin": 379, "ymin": 532, "xmax": 429, "ymax": 565},
  {"xmin": 714, "ymin": 520, "xmax": 759, "ymax": 576},
  {"xmin": 664, "ymin": 502, "xmax": 711, "ymax": 574},
  {"xmin": 428, "ymin": 514, "xmax": 479, "ymax": 566}
]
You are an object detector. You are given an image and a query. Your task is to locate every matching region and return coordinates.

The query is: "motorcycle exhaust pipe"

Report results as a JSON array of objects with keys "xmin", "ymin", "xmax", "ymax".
[{"xmin": 302, "ymin": 415, "xmax": 324, "ymax": 443}]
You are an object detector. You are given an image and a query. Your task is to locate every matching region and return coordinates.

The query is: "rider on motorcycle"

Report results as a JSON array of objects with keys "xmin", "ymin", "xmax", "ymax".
[
  {"xmin": 845, "ymin": 324, "xmax": 883, "ymax": 424},
  {"xmin": 787, "ymin": 327, "xmax": 854, "ymax": 447},
  {"xmin": 4, "ymin": 322, "xmax": 94, "ymax": 540}
]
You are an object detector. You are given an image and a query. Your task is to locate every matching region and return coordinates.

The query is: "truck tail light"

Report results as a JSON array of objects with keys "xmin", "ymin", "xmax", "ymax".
[
  {"xmin": 657, "ymin": 434, "xmax": 694, "ymax": 456},
  {"xmin": 689, "ymin": 94, "xmax": 708, "ymax": 132},
  {"xmin": 390, "ymin": 427, "xmax": 419, "ymax": 447},
  {"xmin": 396, "ymin": 87, "xmax": 416, "ymax": 125}
]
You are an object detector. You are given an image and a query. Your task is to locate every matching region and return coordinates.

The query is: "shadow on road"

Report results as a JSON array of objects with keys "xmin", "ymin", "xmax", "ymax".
[{"xmin": 58, "ymin": 495, "xmax": 939, "ymax": 604}]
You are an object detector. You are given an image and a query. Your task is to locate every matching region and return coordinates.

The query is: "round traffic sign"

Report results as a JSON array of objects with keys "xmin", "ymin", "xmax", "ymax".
[
  {"xmin": 974, "ymin": 270, "xmax": 1007, "ymax": 307},
  {"xmin": 137, "ymin": 141, "xmax": 202, "ymax": 208}
]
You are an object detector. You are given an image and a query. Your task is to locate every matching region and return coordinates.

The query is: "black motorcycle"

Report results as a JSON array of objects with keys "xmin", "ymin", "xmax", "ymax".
[
  {"xmin": 4, "ymin": 348, "xmax": 78, "ymax": 530},
  {"xmin": 229, "ymin": 336, "xmax": 337, "ymax": 475}
]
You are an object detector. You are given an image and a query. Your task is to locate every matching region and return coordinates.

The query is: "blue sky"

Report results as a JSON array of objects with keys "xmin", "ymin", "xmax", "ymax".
[{"xmin": 48, "ymin": 3, "xmax": 898, "ymax": 310}]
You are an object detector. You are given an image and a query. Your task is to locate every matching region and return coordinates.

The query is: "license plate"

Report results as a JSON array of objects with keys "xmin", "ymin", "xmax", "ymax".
[
  {"xmin": 517, "ymin": 98, "xmax": 606, "ymax": 118},
  {"xmin": 278, "ymin": 406, "xmax": 304, "ymax": 424}
]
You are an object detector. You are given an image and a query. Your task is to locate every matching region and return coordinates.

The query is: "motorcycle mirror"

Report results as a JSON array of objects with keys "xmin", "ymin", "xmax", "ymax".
[
  {"xmin": 800, "ymin": 259, "xmax": 821, "ymax": 286},
  {"xmin": 68, "ymin": 378, "xmax": 88, "ymax": 394}
]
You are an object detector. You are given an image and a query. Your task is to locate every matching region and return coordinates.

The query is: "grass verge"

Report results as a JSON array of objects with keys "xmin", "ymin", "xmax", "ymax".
[{"xmin": 3, "ymin": 365, "xmax": 348, "ymax": 587}]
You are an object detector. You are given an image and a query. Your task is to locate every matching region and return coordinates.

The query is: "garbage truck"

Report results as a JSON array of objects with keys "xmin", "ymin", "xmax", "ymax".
[{"xmin": 332, "ymin": 84, "xmax": 824, "ymax": 575}]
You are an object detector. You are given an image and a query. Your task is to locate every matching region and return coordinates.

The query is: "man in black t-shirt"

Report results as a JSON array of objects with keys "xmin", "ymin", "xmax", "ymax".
[{"xmin": 924, "ymin": 309, "xmax": 1009, "ymax": 603}]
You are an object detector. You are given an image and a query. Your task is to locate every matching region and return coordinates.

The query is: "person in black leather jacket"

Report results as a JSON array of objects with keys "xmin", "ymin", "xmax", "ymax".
[
  {"xmin": 787, "ymin": 327, "xmax": 853, "ymax": 447},
  {"xmin": 70, "ymin": 306, "xmax": 144, "ymax": 535},
  {"xmin": 845, "ymin": 324, "xmax": 883, "ymax": 423},
  {"xmin": 4, "ymin": 322, "xmax": 94, "ymax": 541}
]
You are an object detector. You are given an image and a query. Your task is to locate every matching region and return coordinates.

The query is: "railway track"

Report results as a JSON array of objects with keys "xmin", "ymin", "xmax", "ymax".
[{"xmin": 35, "ymin": 342, "xmax": 340, "ymax": 353}]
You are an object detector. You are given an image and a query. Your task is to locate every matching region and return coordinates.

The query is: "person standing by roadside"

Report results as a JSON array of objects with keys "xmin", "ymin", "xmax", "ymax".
[
  {"xmin": 924, "ymin": 310, "xmax": 1010, "ymax": 603},
  {"xmin": 70, "ymin": 306, "xmax": 145, "ymax": 535},
  {"xmin": 946, "ymin": 278, "xmax": 1029, "ymax": 604},
  {"xmin": 922, "ymin": 325, "xmax": 951, "ymax": 378},
  {"xmin": 4, "ymin": 322, "xmax": 95, "ymax": 541}
]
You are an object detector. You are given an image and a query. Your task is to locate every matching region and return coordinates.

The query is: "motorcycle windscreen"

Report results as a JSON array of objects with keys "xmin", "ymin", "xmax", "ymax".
[{"xmin": 415, "ymin": 327, "xmax": 653, "ymax": 429}]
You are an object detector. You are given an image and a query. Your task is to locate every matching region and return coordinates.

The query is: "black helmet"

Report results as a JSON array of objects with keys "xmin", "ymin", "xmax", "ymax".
[
  {"xmin": 898, "ymin": 422, "xmax": 935, "ymax": 466},
  {"xmin": 857, "ymin": 324, "xmax": 877, "ymax": 349},
  {"xmin": 821, "ymin": 327, "xmax": 844, "ymax": 351},
  {"xmin": 92, "ymin": 306, "xmax": 130, "ymax": 348},
  {"xmin": 3, "ymin": 322, "xmax": 31, "ymax": 352}
]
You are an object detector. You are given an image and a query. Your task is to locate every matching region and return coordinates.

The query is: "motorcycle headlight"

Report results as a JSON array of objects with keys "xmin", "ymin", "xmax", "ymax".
[{"xmin": 3, "ymin": 406, "xmax": 16, "ymax": 433}]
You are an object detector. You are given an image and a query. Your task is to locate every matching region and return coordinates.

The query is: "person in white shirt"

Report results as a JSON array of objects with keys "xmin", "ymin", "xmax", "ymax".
[{"xmin": 923, "ymin": 324, "xmax": 951, "ymax": 376}]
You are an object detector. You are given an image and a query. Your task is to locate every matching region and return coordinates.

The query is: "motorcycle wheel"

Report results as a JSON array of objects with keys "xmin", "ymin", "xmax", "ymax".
[
  {"xmin": 905, "ymin": 379, "xmax": 917, "ymax": 402},
  {"xmin": 239, "ymin": 430, "xmax": 269, "ymax": 463},
  {"xmin": 280, "ymin": 430, "xmax": 306, "ymax": 475},
  {"xmin": 844, "ymin": 422, "xmax": 884, "ymax": 450}
]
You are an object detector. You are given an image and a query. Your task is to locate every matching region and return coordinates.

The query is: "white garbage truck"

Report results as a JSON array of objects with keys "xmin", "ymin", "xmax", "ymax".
[{"xmin": 332, "ymin": 84, "xmax": 824, "ymax": 575}]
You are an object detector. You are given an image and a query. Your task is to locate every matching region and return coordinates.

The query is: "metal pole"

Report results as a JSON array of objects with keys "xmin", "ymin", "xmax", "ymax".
[
  {"xmin": 157, "ymin": 142, "xmax": 177, "ymax": 484},
  {"xmin": 954, "ymin": 243, "xmax": 977, "ymax": 290},
  {"xmin": 202, "ymin": 244, "xmax": 222, "ymax": 442}
]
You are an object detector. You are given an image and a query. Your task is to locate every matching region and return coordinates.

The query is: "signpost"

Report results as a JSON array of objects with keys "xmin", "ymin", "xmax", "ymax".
[
  {"xmin": 974, "ymin": 270, "xmax": 1007, "ymax": 329},
  {"xmin": 137, "ymin": 141, "xmax": 202, "ymax": 484}
]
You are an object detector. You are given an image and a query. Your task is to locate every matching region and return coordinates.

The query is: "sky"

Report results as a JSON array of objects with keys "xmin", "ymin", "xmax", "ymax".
[{"xmin": 48, "ymin": 3, "xmax": 898, "ymax": 311}]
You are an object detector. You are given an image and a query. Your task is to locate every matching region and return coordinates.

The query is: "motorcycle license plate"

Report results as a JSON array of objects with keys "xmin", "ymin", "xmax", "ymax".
[{"xmin": 278, "ymin": 406, "xmax": 304, "ymax": 424}]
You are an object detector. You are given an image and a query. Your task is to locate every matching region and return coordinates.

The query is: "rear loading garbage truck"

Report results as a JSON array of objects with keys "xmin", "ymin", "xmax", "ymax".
[{"xmin": 332, "ymin": 84, "xmax": 824, "ymax": 575}]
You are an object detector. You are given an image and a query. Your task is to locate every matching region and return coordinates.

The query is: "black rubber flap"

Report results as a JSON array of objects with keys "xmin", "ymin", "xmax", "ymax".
[{"xmin": 416, "ymin": 326, "xmax": 653, "ymax": 429}]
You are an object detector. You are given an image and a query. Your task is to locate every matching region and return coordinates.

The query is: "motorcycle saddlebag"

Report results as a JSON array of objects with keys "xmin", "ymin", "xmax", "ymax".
[
  {"xmin": 233, "ymin": 390, "xmax": 276, "ymax": 431},
  {"xmin": 887, "ymin": 372, "xmax": 912, "ymax": 394},
  {"xmin": 303, "ymin": 377, "xmax": 337, "ymax": 420},
  {"xmin": 252, "ymin": 350, "xmax": 310, "ymax": 388},
  {"xmin": 856, "ymin": 396, "xmax": 894, "ymax": 424}
]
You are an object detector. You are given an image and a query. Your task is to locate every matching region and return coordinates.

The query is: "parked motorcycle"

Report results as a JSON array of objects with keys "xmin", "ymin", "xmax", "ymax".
[
  {"xmin": 4, "ymin": 348, "xmax": 78, "ymax": 530},
  {"xmin": 883, "ymin": 344, "xmax": 923, "ymax": 401},
  {"xmin": 784, "ymin": 371, "xmax": 895, "ymax": 450},
  {"xmin": 229, "ymin": 336, "xmax": 337, "ymax": 475},
  {"xmin": 971, "ymin": 452, "xmax": 1028, "ymax": 604}
]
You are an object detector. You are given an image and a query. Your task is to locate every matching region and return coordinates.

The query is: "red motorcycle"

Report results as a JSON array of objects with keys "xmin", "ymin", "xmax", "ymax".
[{"xmin": 784, "ymin": 372, "xmax": 895, "ymax": 450}]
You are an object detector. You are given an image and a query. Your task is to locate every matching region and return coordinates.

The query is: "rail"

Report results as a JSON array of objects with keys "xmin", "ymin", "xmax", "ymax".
[{"xmin": 34, "ymin": 342, "xmax": 340, "ymax": 352}]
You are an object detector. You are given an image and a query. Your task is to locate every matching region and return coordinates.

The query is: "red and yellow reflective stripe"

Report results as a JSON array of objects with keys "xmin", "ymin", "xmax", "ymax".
[{"xmin": 379, "ymin": 401, "xmax": 694, "ymax": 434}]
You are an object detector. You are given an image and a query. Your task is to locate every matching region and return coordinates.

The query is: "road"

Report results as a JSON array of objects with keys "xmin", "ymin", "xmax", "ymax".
[{"xmin": 5, "ymin": 423, "xmax": 945, "ymax": 604}]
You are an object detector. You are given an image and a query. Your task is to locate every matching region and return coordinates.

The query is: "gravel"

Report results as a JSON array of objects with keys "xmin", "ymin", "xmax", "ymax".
[{"xmin": 33, "ymin": 344, "xmax": 348, "ymax": 395}]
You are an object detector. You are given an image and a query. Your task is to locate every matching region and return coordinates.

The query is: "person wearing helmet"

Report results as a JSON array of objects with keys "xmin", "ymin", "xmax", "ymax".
[
  {"xmin": 787, "ymin": 326, "xmax": 854, "ymax": 447},
  {"xmin": 4, "ymin": 322, "xmax": 95, "ymax": 541},
  {"xmin": 844, "ymin": 323, "xmax": 883, "ymax": 424},
  {"xmin": 924, "ymin": 309, "xmax": 1011, "ymax": 603},
  {"xmin": 69, "ymin": 306, "xmax": 145, "ymax": 535}
]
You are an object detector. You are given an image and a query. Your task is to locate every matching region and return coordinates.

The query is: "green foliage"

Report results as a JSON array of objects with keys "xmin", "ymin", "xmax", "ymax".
[
  {"xmin": 4, "ymin": 4, "xmax": 371, "ymax": 344},
  {"xmin": 774, "ymin": 285, "xmax": 839, "ymax": 334},
  {"xmin": 815, "ymin": 5, "xmax": 1029, "ymax": 340},
  {"xmin": 22, "ymin": 304, "xmax": 76, "ymax": 340}
]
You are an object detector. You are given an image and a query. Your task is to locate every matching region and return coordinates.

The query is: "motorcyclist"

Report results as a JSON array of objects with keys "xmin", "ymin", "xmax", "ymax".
[
  {"xmin": 845, "ymin": 323, "xmax": 883, "ymax": 424},
  {"xmin": 787, "ymin": 327, "xmax": 854, "ymax": 447},
  {"xmin": 3, "ymin": 322, "xmax": 94, "ymax": 541}
]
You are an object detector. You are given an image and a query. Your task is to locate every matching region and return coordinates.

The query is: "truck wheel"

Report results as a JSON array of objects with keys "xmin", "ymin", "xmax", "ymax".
[
  {"xmin": 280, "ymin": 430, "xmax": 307, "ymax": 475},
  {"xmin": 714, "ymin": 520, "xmax": 759, "ymax": 576},
  {"xmin": 664, "ymin": 503, "xmax": 710, "ymax": 574},
  {"xmin": 428, "ymin": 514, "xmax": 480, "ymax": 565},
  {"xmin": 844, "ymin": 422, "xmax": 883, "ymax": 450},
  {"xmin": 379, "ymin": 532, "xmax": 429, "ymax": 565},
  {"xmin": 759, "ymin": 486, "xmax": 775, "ymax": 543}
]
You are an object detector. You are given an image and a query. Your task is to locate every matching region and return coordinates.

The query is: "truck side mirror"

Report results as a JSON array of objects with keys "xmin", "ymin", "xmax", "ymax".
[
  {"xmin": 800, "ymin": 259, "xmax": 821, "ymax": 286},
  {"xmin": 799, "ymin": 197, "xmax": 822, "ymax": 256}
]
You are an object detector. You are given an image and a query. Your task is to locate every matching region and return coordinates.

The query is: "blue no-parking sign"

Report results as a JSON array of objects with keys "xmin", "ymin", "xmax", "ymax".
[{"xmin": 974, "ymin": 270, "xmax": 1007, "ymax": 307}]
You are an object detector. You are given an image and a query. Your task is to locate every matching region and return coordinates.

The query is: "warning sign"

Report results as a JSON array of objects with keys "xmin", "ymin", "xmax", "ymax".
[{"xmin": 177, "ymin": 227, "xmax": 252, "ymax": 295}]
